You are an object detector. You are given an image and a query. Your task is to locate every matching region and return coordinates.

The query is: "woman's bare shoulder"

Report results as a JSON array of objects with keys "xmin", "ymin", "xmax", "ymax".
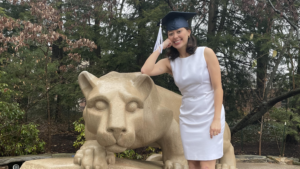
[
  {"xmin": 204, "ymin": 47, "xmax": 217, "ymax": 61},
  {"xmin": 161, "ymin": 58, "xmax": 172, "ymax": 75},
  {"xmin": 204, "ymin": 47, "xmax": 215, "ymax": 55}
]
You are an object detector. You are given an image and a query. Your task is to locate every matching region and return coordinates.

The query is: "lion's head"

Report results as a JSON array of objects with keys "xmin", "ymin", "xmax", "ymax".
[{"xmin": 78, "ymin": 71, "xmax": 173, "ymax": 153}]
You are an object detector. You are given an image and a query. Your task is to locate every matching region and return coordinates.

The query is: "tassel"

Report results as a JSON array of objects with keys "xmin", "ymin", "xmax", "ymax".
[{"xmin": 153, "ymin": 19, "xmax": 163, "ymax": 53}]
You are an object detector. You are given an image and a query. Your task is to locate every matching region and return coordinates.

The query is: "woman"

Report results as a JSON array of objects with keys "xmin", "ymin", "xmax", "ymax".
[{"xmin": 141, "ymin": 11, "xmax": 225, "ymax": 169}]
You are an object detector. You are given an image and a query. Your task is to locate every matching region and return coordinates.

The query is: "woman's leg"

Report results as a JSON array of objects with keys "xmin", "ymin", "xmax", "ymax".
[
  {"xmin": 188, "ymin": 160, "xmax": 200, "ymax": 169},
  {"xmin": 199, "ymin": 160, "xmax": 216, "ymax": 169}
]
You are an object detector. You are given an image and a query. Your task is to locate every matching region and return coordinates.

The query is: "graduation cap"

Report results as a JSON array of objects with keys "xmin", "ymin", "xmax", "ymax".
[{"xmin": 153, "ymin": 11, "xmax": 197, "ymax": 53}]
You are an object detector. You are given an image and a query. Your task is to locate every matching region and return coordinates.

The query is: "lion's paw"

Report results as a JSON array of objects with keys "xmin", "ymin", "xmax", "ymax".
[
  {"xmin": 74, "ymin": 140, "xmax": 108, "ymax": 169},
  {"xmin": 216, "ymin": 163, "xmax": 236, "ymax": 169},
  {"xmin": 106, "ymin": 151, "xmax": 116, "ymax": 165},
  {"xmin": 164, "ymin": 160, "xmax": 188, "ymax": 169}
]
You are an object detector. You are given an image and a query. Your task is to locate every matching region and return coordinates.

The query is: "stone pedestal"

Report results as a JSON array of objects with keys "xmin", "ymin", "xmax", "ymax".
[
  {"xmin": 21, "ymin": 158, "xmax": 164, "ymax": 169},
  {"xmin": 236, "ymin": 155, "xmax": 267, "ymax": 163},
  {"xmin": 267, "ymin": 156, "xmax": 296, "ymax": 165}
]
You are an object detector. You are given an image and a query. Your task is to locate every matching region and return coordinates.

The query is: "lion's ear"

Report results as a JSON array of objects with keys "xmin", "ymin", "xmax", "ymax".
[
  {"xmin": 78, "ymin": 71, "xmax": 98, "ymax": 98},
  {"xmin": 132, "ymin": 74, "xmax": 154, "ymax": 100}
]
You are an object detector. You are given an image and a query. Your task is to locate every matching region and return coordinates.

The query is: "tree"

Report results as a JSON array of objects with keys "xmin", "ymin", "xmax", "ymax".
[
  {"xmin": 0, "ymin": 71, "xmax": 45, "ymax": 156},
  {"xmin": 1, "ymin": 0, "xmax": 299, "ymax": 141},
  {"xmin": 231, "ymin": 0, "xmax": 300, "ymax": 135},
  {"xmin": 0, "ymin": 0, "xmax": 96, "ymax": 152}
]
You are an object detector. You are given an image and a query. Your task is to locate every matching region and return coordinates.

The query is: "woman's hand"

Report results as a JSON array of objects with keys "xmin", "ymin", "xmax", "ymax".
[
  {"xmin": 210, "ymin": 118, "xmax": 221, "ymax": 138},
  {"xmin": 163, "ymin": 39, "xmax": 172, "ymax": 49}
]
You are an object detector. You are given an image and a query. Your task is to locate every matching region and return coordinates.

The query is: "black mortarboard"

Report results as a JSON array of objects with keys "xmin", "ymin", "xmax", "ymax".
[
  {"xmin": 158, "ymin": 11, "xmax": 197, "ymax": 31},
  {"xmin": 153, "ymin": 11, "xmax": 197, "ymax": 53}
]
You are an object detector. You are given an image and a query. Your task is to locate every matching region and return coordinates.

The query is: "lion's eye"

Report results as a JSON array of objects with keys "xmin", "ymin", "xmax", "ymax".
[
  {"xmin": 127, "ymin": 102, "xmax": 138, "ymax": 112},
  {"xmin": 95, "ymin": 101, "xmax": 107, "ymax": 110}
]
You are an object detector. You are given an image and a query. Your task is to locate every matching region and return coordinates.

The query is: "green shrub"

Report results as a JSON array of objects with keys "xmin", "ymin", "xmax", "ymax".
[
  {"xmin": 73, "ymin": 117, "xmax": 85, "ymax": 148},
  {"xmin": 0, "ymin": 71, "xmax": 45, "ymax": 156},
  {"xmin": 116, "ymin": 149, "xmax": 143, "ymax": 160},
  {"xmin": 116, "ymin": 146, "xmax": 157, "ymax": 160},
  {"xmin": 232, "ymin": 106, "xmax": 300, "ymax": 154},
  {"xmin": 268, "ymin": 107, "xmax": 300, "ymax": 142}
]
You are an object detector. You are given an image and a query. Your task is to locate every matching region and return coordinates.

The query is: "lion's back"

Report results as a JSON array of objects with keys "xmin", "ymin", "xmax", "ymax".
[{"xmin": 156, "ymin": 85, "xmax": 182, "ymax": 123}]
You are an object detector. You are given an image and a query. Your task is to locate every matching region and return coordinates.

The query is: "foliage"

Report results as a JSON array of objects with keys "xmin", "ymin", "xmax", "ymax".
[
  {"xmin": 116, "ymin": 146, "xmax": 158, "ymax": 160},
  {"xmin": 232, "ymin": 106, "xmax": 300, "ymax": 155},
  {"xmin": 0, "ymin": 7, "xmax": 7, "ymax": 17},
  {"xmin": 73, "ymin": 117, "xmax": 85, "ymax": 148},
  {"xmin": 0, "ymin": 0, "xmax": 96, "ymax": 116},
  {"xmin": 0, "ymin": 0, "xmax": 98, "ymax": 152},
  {"xmin": 116, "ymin": 149, "xmax": 143, "ymax": 160},
  {"xmin": 268, "ymin": 107, "xmax": 300, "ymax": 142},
  {"xmin": 0, "ymin": 71, "xmax": 45, "ymax": 156}
]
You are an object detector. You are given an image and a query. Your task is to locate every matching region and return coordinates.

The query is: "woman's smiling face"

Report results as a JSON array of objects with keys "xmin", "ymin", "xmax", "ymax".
[{"xmin": 167, "ymin": 27, "xmax": 191, "ymax": 50}]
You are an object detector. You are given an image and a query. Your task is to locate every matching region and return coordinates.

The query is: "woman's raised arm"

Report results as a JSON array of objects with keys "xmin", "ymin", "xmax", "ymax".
[{"xmin": 141, "ymin": 39, "xmax": 172, "ymax": 76}]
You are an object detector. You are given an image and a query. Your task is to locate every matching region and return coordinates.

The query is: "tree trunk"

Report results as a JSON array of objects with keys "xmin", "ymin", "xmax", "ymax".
[
  {"xmin": 136, "ymin": 0, "xmax": 146, "ymax": 67},
  {"xmin": 216, "ymin": 0, "xmax": 228, "ymax": 35},
  {"xmin": 55, "ymin": 95, "xmax": 61, "ymax": 122},
  {"xmin": 255, "ymin": 17, "xmax": 273, "ymax": 101},
  {"xmin": 52, "ymin": 0, "xmax": 63, "ymax": 122},
  {"xmin": 297, "ymin": 50, "xmax": 300, "ymax": 89},
  {"xmin": 164, "ymin": 0, "xmax": 174, "ymax": 10},
  {"xmin": 255, "ymin": 40, "xmax": 268, "ymax": 101},
  {"xmin": 52, "ymin": 36, "xmax": 63, "ymax": 122},
  {"xmin": 52, "ymin": 37, "xmax": 63, "ymax": 61},
  {"xmin": 45, "ymin": 52, "xmax": 51, "ymax": 153},
  {"xmin": 92, "ymin": 11, "xmax": 101, "ymax": 65},
  {"xmin": 214, "ymin": 0, "xmax": 228, "ymax": 49},
  {"xmin": 47, "ymin": 85, "xmax": 51, "ymax": 153},
  {"xmin": 295, "ymin": 49, "xmax": 300, "ymax": 115},
  {"xmin": 259, "ymin": 116, "xmax": 263, "ymax": 155},
  {"xmin": 207, "ymin": 0, "xmax": 219, "ymax": 49}
]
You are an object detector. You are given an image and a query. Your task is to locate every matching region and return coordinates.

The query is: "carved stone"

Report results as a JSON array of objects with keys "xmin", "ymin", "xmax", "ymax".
[
  {"xmin": 21, "ymin": 158, "xmax": 164, "ymax": 169},
  {"xmin": 21, "ymin": 71, "xmax": 237, "ymax": 169}
]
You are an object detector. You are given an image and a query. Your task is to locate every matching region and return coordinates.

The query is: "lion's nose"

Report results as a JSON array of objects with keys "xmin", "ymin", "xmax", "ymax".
[{"xmin": 107, "ymin": 127, "xmax": 127, "ymax": 139}]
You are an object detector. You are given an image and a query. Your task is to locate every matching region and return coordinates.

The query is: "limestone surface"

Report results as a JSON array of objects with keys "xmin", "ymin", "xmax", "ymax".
[
  {"xmin": 267, "ymin": 156, "xmax": 297, "ymax": 165},
  {"xmin": 21, "ymin": 158, "xmax": 163, "ymax": 169},
  {"xmin": 0, "ymin": 154, "xmax": 51, "ymax": 166},
  {"xmin": 235, "ymin": 155, "xmax": 267, "ymax": 163}
]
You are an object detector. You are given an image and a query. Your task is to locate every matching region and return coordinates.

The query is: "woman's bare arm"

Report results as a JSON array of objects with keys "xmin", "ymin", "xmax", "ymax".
[
  {"xmin": 204, "ymin": 47, "xmax": 223, "ymax": 138},
  {"xmin": 141, "ymin": 39, "xmax": 172, "ymax": 76}
]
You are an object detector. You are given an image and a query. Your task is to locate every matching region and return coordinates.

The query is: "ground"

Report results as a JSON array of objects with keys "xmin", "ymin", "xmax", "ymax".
[{"xmin": 39, "ymin": 121, "xmax": 300, "ymax": 159}]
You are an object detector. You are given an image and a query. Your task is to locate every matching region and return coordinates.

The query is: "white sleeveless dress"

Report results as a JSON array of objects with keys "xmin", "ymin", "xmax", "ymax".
[{"xmin": 170, "ymin": 47, "xmax": 226, "ymax": 160}]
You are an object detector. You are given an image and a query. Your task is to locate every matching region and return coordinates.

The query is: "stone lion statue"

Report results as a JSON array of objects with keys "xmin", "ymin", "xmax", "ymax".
[{"xmin": 74, "ymin": 71, "xmax": 236, "ymax": 169}]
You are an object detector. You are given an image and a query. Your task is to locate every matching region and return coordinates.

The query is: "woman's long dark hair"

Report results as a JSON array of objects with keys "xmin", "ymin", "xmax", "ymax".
[{"xmin": 167, "ymin": 27, "xmax": 197, "ymax": 61}]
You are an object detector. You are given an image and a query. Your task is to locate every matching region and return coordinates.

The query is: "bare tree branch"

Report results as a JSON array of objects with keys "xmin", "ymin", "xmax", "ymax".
[
  {"xmin": 231, "ymin": 88, "xmax": 300, "ymax": 135},
  {"xmin": 267, "ymin": 0, "xmax": 299, "ymax": 40},
  {"xmin": 263, "ymin": 48, "xmax": 286, "ymax": 101},
  {"xmin": 164, "ymin": 0, "xmax": 175, "ymax": 10}
]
